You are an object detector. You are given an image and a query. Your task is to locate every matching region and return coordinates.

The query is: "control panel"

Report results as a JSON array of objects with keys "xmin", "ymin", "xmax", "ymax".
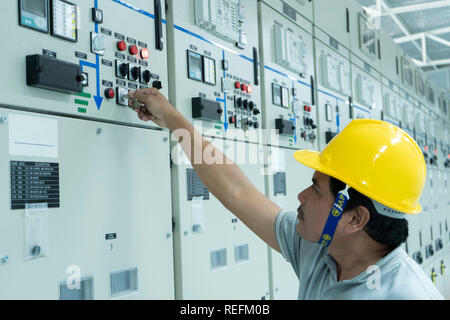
[
  {"xmin": 2, "ymin": 0, "xmax": 167, "ymax": 127},
  {"xmin": 401, "ymin": 55, "xmax": 415, "ymax": 95},
  {"xmin": 314, "ymin": 30, "xmax": 352, "ymax": 149},
  {"xmin": 400, "ymin": 91, "xmax": 415, "ymax": 137},
  {"xmin": 348, "ymin": 1, "xmax": 381, "ymax": 71},
  {"xmin": 415, "ymin": 70, "xmax": 427, "ymax": 104},
  {"xmin": 350, "ymin": 55, "xmax": 382, "ymax": 122},
  {"xmin": 258, "ymin": 1, "xmax": 317, "ymax": 149},
  {"xmin": 382, "ymin": 77, "xmax": 401, "ymax": 126},
  {"xmin": 167, "ymin": 0, "xmax": 262, "ymax": 143}
]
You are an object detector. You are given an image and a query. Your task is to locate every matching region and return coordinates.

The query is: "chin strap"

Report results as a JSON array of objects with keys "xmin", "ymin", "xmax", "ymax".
[{"xmin": 318, "ymin": 185, "xmax": 350, "ymax": 247}]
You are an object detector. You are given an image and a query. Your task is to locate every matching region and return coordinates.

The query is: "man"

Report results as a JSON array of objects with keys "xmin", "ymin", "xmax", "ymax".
[{"xmin": 128, "ymin": 88, "xmax": 443, "ymax": 300}]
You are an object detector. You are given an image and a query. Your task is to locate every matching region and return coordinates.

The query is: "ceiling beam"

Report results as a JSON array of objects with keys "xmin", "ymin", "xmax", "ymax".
[
  {"xmin": 375, "ymin": 0, "xmax": 438, "ymax": 71},
  {"xmin": 427, "ymin": 33, "xmax": 450, "ymax": 48},
  {"xmin": 394, "ymin": 26, "xmax": 450, "ymax": 44},
  {"xmin": 413, "ymin": 58, "xmax": 450, "ymax": 67},
  {"xmin": 377, "ymin": 0, "xmax": 450, "ymax": 16}
]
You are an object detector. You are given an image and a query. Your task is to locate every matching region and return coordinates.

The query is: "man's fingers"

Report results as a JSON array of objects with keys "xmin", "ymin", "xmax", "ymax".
[{"xmin": 129, "ymin": 88, "xmax": 158, "ymax": 101}]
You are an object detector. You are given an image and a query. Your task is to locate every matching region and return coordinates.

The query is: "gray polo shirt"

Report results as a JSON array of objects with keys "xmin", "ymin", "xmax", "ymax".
[{"xmin": 275, "ymin": 210, "xmax": 444, "ymax": 300}]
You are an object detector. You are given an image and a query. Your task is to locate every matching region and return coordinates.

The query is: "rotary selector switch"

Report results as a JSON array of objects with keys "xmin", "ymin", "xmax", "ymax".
[{"xmin": 129, "ymin": 66, "xmax": 140, "ymax": 81}]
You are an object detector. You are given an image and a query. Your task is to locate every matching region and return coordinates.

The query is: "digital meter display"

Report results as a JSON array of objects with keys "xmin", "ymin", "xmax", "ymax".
[
  {"xmin": 51, "ymin": 0, "xmax": 78, "ymax": 42},
  {"xmin": 272, "ymin": 83, "xmax": 281, "ymax": 106},
  {"xmin": 187, "ymin": 50, "xmax": 203, "ymax": 82},
  {"xmin": 202, "ymin": 56, "xmax": 216, "ymax": 85},
  {"xmin": 19, "ymin": 0, "xmax": 49, "ymax": 33}
]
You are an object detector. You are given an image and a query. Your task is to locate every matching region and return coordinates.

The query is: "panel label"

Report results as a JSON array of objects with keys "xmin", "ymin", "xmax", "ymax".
[{"xmin": 10, "ymin": 161, "xmax": 60, "ymax": 210}]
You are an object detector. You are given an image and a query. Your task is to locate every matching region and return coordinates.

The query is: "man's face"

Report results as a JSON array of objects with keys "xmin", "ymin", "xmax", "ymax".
[{"xmin": 296, "ymin": 171, "xmax": 336, "ymax": 242}]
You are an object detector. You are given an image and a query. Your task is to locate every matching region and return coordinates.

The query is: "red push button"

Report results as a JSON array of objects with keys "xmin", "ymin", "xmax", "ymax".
[
  {"xmin": 140, "ymin": 48, "xmax": 149, "ymax": 60},
  {"xmin": 241, "ymin": 83, "xmax": 247, "ymax": 91},
  {"xmin": 129, "ymin": 45, "xmax": 138, "ymax": 56},
  {"xmin": 246, "ymin": 85, "xmax": 253, "ymax": 94},
  {"xmin": 235, "ymin": 81, "xmax": 241, "ymax": 89},
  {"xmin": 308, "ymin": 106, "xmax": 312, "ymax": 112},
  {"xmin": 117, "ymin": 41, "xmax": 127, "ymax": 52},
  {"xmin": 304, "ymin": 105, "xmax": 308, "ymax": 111},
  {"xmin": 104, "ymin": 88, "xmax": 115, "ymax": 99}
]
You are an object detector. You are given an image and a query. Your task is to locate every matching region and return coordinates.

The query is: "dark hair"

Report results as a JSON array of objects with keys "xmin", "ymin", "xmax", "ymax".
[{"xmin": 329, "ymin": 176, "xmax": 408, "ymax": 249}]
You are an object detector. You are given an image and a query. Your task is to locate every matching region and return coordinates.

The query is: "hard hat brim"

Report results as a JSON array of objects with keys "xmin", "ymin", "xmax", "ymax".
[{"xmin": 293, "ymin": 149, "xmax": 422, "ymax": 214}]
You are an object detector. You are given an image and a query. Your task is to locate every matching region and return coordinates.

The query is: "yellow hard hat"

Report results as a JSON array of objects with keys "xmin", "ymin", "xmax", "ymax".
[{"xmin": 294, "ymin": 119, "xmax": 426, "ymax": 214}]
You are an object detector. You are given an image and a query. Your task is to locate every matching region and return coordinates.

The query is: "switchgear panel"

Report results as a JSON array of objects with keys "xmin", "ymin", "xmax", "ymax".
[
  {"xmin": 1, "ymin": 0, "xmax": 168, "ymax": 128},
  {"xmin": 400, "ymin": 92, "xmax": 415, "ymax": 137},
  {"xmin": 258, "ymin": 1, "xmax": 317, "ymax": 149},
  {"xmin": 348, "ymin": 1, "xmax": 381, "ymax": 71},
  {"xmin": 426, "ymin": 81, "xmax": 438, "ymax": 111},
  {"xmin": 379, "ymin": 29, "xmax": 401, "ymax": 85},
  {"xmin": 263, "ymin": 146, "xmax": 314, "ymax": 299},
  {"xmin": 415, "ymin": 71, "xmax": 427, "ymax": 103},
  {"xmin": 313, "ymin": 0, "xmax": 351, "ymax": 49},
  {"xmin": 415, "ymin": 108, "xmax": 428, "ymax": 163},
  {"xmin": 0, "ymin": 108, "xmax": 174, "ymax": 299},
  {"xmin": 382, "ymin": 77, "xmax": 401, "ymax": 126},
  {"xmin": 401, "ymin": 55, "xmax": 415, "ymax": 94},
  {"xmin": 314, "ymin": 31, "xmax": 352, "ymax": 149},
  {"xmin": 170, "ymin": 138, "xmax": 270, "ymax": 299},
  {"xmin": 167, "ymin": 0, "xmax": 262, "ymax": 143},
  {"xmin": 350, "ymin": 55, "xmax": 382, "ymax": 121}
]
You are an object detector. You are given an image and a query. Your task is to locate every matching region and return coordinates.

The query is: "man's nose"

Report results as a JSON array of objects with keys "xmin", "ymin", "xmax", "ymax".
[{"xmin": 298, "ymin": 187, "xmax": 309, "ymax": 204}]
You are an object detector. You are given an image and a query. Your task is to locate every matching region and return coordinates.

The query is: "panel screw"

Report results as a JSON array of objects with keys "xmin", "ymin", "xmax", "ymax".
[
  {"xmin": 1, "ymin": 255, "xmax": 9, "ymax": 264},
  {"xmin": 0, "ymin": 116, "xmax": 7, "ymax": 123},
  {"xmin": 96, "ymin": 128, "xmax": 102, "ymax": 135}
]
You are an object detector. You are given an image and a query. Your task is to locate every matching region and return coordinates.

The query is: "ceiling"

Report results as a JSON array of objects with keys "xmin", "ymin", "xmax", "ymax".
[{"xmin": 356, "ymin": 0, "xmax": 450, "ymax": 94}]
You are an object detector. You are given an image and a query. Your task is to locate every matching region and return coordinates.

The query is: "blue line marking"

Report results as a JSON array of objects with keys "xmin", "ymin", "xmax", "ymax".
[
  {"xmin": 264, "ymin": 65, "xmax": 288, "ymax": 78},
  {"xmin": 173, "ymin": 24, "xmax": 213, "ymax": 44},
  {"xmin": 222, "ymin": 50, "xmax": 228, "ymax": 132},
  {"xmin": 385, "ymin": 119, "xmax": 399, "ymax": 126},
  {"xmin": 291, "ymin": 80, "xmax": 297, "ymax": 144},
  {"xmin": 79, "ymin": 61, "xmax": 97, "ymax": 70},
  {"xmin": 352, "ymin": 104, "xmax": 370, "ymax": 114},
  {"xmin": 297, "ymin": 79, "xmax": 311, "ymax": 88},
  {"xmin": 111, "ymin": 0, "xmax": 167, "ymax": 23},
  {"xmin": 318, "ymin": 89, "xmax": 346, "ymax": 103}
]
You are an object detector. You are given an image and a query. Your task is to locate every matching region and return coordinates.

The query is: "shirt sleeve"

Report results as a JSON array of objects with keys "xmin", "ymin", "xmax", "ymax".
[{"xmin": 274, "ymin": 210, "xmax": 302, "ymax": 277}]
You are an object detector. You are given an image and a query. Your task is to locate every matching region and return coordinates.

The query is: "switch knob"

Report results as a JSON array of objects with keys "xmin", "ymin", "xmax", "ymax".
[
  {"xmin": 119, "ymin": 63, "xmax": 129, "ymax": 78},
  {"xmin": 152, "ymin": 81, "xmax": 162, "ymax": 90},
  {"xmin": 104, "ymin": 88, "xmax": 115, "ymax": 99},
  {"xmin": 252, "ymin": 108, "xmax": 260, "ymax": 115},
  {"xmin": 129, "ymin": 66, "xmax": 140, "ymax": 81},
  {"xmin": 142, "ymin": 70, "xmax": 151, "ymax": 84}
]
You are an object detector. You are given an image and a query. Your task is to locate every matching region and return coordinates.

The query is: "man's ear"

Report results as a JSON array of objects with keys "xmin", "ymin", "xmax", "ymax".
[{"xmin": 342, "ymin": 205, "xmax": 370, "ymax": 234}]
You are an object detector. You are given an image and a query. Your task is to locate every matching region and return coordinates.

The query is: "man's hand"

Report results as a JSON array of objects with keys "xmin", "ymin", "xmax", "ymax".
[{"xmin": 128, "ymin": 88, "xmax": 177, "ymax": 129}]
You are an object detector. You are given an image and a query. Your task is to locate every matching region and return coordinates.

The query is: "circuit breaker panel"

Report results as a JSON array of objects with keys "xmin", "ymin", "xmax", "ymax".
[
  {"xmin": 350, "ymin": 56, "xmax": 382, "ymax": 122},
  {"xmin": 170, "ymin": 138, "xmax": 270, "ymax": 299},
  {"xmin": 314, "ymin": 30, "xmax": 352, "ymax": 150},
  {"xmin": 166, "ymin": 0, "xmax": 262, "ymax": 143},
  {"xmin": 0, "ymin": 109, "xmax": 174, "ymax": 299},
  {"xmin": 264, "ymin": 146, "xmax": 314, "ymax": 299},
  {"xmin": 257, "ymin": 1, "xmax": 318, "ymax": 150},
  {"xmin": 382, "ymin": 77, "xmax": 401, "ymax": 127},
  {"xmin": 2, "ymin": 0, "xmax": 168, "ymax": 127}
]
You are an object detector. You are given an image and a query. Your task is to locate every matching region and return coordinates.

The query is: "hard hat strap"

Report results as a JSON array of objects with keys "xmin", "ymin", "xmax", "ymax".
[{"xmin": 318, "ymin": 185, "xmax": 350, "ymax": 247}]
